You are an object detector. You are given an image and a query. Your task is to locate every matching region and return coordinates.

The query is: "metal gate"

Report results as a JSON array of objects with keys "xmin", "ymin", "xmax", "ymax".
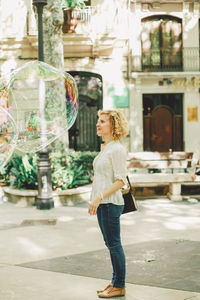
[{"xmin": 68, "ymin": 71, "xmax": 103, "ymax": 151}]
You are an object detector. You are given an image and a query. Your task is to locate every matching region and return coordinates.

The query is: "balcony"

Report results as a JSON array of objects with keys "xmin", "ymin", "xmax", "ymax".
[
  {"xmin": 132, "ymin": 47, "xmax": 200, "ymax": 73},
  {"xmin": 24, "ymin": 5, "xmax": 129, "ymax": 59},
  {"xmin": 63, "ymin": 6, "xmax": 94, "ymax": 34}
]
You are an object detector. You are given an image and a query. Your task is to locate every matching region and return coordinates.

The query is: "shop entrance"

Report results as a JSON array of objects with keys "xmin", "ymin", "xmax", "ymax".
[{"xmin": 143, "ymin": 94, "xmax": 183, "ymax": 151}]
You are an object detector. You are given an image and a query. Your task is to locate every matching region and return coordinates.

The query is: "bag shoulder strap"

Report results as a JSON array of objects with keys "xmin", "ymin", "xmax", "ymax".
[{"xmin": 126, "ymin": 175, "xmax": 132, "ymax": 189}]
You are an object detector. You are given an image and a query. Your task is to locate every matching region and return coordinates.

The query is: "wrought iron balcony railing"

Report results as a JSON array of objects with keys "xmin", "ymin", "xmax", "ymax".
[
  {"xmin": 62, "ymin": 6, "xmax": 93, "ymax": 34},
  {"xmin": 183, "ymin": 47, "xmax": 200, "ymax": 72},
  {"xmin": 132, "ymin": 47, "xmax": 200, "ymax": 72},
  {"xmin": 71, "ymin": 6, "xmax": 92, "ymax": 23}
]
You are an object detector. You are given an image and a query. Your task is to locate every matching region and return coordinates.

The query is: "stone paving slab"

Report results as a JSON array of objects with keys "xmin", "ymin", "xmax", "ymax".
[
  {"xmin": 0, "ymin": 266, "xmax": 200, "ymax": 300},
  {"xmin": 1, "ymin": 199, "xmax": 200, "ymax": 299},
  {"xmin": 19, "ymin": 239, "xmax": 200, "ymax": 293}
]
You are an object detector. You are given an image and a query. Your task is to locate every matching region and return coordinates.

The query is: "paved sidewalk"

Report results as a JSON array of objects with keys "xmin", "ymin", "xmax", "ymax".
[{"xmin": 0, "ymin": 197, "xmax": 200, "ymax": 300}]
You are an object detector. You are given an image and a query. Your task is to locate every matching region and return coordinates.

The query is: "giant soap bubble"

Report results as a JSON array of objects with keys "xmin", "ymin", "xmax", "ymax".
[
  {"xmin": 0, "ymin": 105, "xmax": 18, "ymax": 172},
  {"xmin": 8, "ymin": 61, "xmax": 78, "ymax": 153}
]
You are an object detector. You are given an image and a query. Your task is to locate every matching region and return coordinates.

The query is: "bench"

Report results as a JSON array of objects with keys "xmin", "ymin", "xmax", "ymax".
[{"xmin": 127, "ymin": 151, "xmax": 194, "ymax": 201}]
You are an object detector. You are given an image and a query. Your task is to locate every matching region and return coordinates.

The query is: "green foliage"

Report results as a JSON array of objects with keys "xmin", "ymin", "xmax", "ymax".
[
  {"xmin": 1, "ymin": 154, "xmax": 38, "ymax": 189},
  {"xmin": 50, "ymin": 150, "xmax": 98, "ymax": 190},
  {"xmin": 51, "ymin": 167, "xmax": 74, "ymax": 190},
  {"xmin": 50, "ymin": 151, "xmax": 73, "ymax": 190},
  {"xmin": 67, "ymin": 151, "xmax": 97, "ymax": 188},
  {"xmin": 61, "ymin": 0, "xmax": 86, "ymax": 8},
  {"xmin": 0, "ymin": 151, "xmax": 98, "ymax": 190},
  {"xmin": 0, "ymin": 157, "xmax": 14, "ymax": 186},
  {"xmin": 27, "ymin": 113, "xmax": 40, "ymax": 130}
]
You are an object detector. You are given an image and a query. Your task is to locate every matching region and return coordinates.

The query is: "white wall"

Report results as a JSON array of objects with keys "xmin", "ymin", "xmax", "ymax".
[
  {"xmin": 130, "ymin": 76, "xmax": 200, "ymax": 153},
  {"xmin": 129, "ymin": 78, "xmax": 143, "ymax": 152},
  {"xmin": 0, "ymin": 0, "xmax": 30, "ymax": 39},
  {"xmin": 183, "ymin": 90, "xmax": 200, "ymax": 156},
  {"xmin": 129, "ymin": 1, "xmax": 200, "ymax": 154}
]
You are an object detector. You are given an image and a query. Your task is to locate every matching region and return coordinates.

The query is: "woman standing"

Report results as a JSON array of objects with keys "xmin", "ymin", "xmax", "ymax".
[{"xmin": 88, "ymin": 110, "xmax": 129, "ymax": 298}]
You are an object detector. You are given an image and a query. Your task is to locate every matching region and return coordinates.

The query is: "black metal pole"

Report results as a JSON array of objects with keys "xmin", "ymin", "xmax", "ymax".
[
  {"xmin": 37, "ymin": 5, "xmax": 44, "ymax": 61},
  {"xmin": 33, "ymin": 0, "xmax": 54, "ymax": 209}
]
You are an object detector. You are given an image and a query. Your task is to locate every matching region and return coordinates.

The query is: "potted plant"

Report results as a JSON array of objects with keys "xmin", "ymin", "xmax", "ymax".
[
  {"xmin": 61, "ymin": 0, "xmax": 86, "ymax": 9},
  {"xmin": 61, "ymin": 0, "xmax": 87, "ymax": 33}
]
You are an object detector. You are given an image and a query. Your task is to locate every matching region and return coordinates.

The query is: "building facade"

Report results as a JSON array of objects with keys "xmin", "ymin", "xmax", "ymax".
[
  {"xmin": 130, "ymin": 0, "xmax": 200, "ymax": 160},
  {"xmin": 0, "ymin": 0, "xmax": 200, "ymax": 157}
]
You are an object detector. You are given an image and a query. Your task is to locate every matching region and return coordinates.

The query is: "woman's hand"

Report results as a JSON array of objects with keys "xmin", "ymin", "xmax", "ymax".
[
  {"xmin": 88, "ymin": 196, "xmax": 101, "ymax": 215},
  {"xmin": 88, "ymin": 180, "xmax": 125, "ymax": 215},
  {"xmin": 191, "ymin": 174, "xmax": 197, "ymax": 181}
]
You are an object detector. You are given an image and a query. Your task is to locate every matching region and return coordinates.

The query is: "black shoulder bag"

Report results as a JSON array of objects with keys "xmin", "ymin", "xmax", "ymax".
[{"xmin": 122, "ymin": 176, "xmax": 138, "ymax": 214}]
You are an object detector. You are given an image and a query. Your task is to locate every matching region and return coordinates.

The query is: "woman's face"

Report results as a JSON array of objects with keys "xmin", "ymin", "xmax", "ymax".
[{"xmin": 96, "ymin": 114, "xmax": 112, "ymax": 138}]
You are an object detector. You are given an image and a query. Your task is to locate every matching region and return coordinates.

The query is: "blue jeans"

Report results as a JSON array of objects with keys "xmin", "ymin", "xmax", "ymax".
[{"xmin": 97, "ymin": 203, "xmax": 125, "ymax": 288}]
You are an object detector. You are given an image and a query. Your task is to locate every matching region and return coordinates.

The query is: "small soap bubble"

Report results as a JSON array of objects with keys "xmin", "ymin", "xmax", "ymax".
[{"xmin": 8, "ymin": 61, "xmax": 78, "ymax": 153}]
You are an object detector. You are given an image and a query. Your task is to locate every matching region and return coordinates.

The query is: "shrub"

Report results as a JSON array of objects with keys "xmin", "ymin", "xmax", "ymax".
[
  {"xmin": 66, "ymin": 151, "xmax": 97, "ymax": 188},
  {"xmin": 0, "ymin": 151, "xmax": 98, "ymax": 190},
  {"xmin": 0, "ymin": 154, "xmax": 38, "ymax": 189}
]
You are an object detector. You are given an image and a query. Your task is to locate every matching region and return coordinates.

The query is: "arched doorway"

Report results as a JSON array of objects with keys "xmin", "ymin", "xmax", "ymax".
[
  {"xmin": 151, "ymin": 106, "xmax": 173, "ymax": 151},
  {"xmin": 68, "ymin": 71, "xmax": 103, "ymax": 151},
  {"xmin": 143, "ymin": 93, "xmax": 183, "ymax": 151}
]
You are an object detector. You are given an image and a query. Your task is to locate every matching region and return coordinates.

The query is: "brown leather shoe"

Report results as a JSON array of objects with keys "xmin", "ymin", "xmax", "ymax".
[
  {"xmin": 97, "ymin": 283, "xmax": 113, "ymax": 294},
  {"xmin": 98, "ymin": 287, "xmax": 126, "ymax": 298}
]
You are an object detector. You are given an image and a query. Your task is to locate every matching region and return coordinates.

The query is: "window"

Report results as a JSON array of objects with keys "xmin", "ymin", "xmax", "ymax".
[{"xmin": 141, "ymin": 16, "xmax": 182, "ymax": 71}]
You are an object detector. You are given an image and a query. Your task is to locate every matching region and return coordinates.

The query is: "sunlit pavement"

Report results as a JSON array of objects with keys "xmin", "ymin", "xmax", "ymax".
[{"xmin": 0, "ymin": 198, "xmax": 200, "ymax": 300}]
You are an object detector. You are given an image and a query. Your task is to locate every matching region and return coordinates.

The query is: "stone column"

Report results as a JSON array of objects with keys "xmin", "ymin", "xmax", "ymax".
[
  {"xmin": 130, "ymin": 78, "xmax": 143, "ymax": 152},
  {"xmin": 183, "ymin": 2, "xmax": 200, "ymax": 71},
  {"xmin": 168, "ymin": 183, "xmax": 182, "ymax": 201},
  {"xmin": 131, "ymin": 2, "xmax": 142, "ymax": 72}
]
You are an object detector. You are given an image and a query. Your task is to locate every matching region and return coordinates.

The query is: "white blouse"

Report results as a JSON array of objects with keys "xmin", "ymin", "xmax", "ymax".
[{"xmin": 90, "ymin": 140, "xmax": 127, "ymax": 205}]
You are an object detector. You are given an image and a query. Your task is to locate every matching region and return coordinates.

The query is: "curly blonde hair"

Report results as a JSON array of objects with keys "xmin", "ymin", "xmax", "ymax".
[{"xmin": 98, "ymin": 109, "xmax": 129, "ymax": 141}]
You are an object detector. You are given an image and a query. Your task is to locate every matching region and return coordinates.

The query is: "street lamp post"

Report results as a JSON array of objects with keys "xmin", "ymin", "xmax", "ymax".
[{"xmin": 33, "ymin": 0, "xmax": 54, "ymax": 209}]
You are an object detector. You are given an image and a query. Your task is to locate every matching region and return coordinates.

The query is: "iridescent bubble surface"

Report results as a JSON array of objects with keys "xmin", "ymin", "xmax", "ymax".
[
  {"xmin": 8, "ymin": 61, "xmax": 78, "ymax": 153},
  {"xmin": 0, "ymin": 102, "xmax": 18, "ymax": 172},
  {"xmin": 65, "ymin": 72, "xmax": 79, "ymax": 131}
]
